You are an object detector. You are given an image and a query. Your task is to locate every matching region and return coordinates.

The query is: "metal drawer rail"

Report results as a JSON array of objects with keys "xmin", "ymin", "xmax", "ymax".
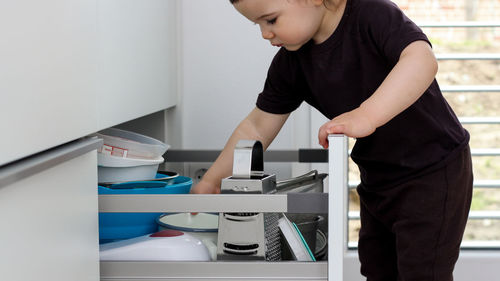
[
  {"xmin": 99, "ymin": 193, "xmax": 328, "ymax": 214},
  {"xmin": 100, "ymin": 261, "xmax": 328, "ymax": 281}
]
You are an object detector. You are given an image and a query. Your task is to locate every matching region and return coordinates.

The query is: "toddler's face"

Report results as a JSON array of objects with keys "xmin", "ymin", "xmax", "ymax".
[{"xmin": 233, "ymin": 0, "xmax": 327, "ymax": 51}]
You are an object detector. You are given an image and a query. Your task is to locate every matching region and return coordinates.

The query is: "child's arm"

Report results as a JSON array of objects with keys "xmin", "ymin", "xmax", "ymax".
[
  {"xmin": 191, "ymin": 107, "xmax": 289, "ymax": 194},
  {"xmin": 318, "ymin": 40, "xmax": 438, "ymax": 148}
]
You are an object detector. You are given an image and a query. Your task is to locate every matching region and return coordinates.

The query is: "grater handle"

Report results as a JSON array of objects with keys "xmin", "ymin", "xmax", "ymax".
[{"xmin": 232, "ymin": 140, "xmax": 264, "ymax": 179}]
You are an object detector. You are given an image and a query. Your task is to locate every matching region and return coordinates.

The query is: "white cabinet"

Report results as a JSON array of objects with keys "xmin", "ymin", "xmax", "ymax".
[
  {"xmin": 0, "ymin": 0, "xmax": 99, "ymax": 166},
  {"xmin": 97, "ymin": 0, "xmax": 178, "ymax": 129},
  {"xmin": 0, "ymin": 138, "xmax": 101, "ymax": 281},
  {"xmin": 0, "ymin": 0, "xmax": 179, "ymax": 166}
]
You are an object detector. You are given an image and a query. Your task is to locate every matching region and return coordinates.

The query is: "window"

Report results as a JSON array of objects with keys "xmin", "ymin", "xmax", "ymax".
[{"xmin": 347, "ymin": 0, "xmax": 500, "ymax": 249}]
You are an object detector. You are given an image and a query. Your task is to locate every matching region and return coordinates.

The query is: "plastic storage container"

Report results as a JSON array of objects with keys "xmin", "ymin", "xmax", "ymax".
[
  {"xmin": 98, "ymin": 175, "xmax": 192, "ymax": 244},
  {"xmin": 97, "ymin": 153, "xmax": 164, "ymax": 183},
  {"xmin": 95, "ymin": 128, "xmax": 169, "ymax": 160},
  {"xmin": 94, "ymin": 128, "xmax": 170, "ymax": 183}
]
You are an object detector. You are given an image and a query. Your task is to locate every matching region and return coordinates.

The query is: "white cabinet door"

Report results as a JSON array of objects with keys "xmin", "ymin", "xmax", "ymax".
[
  {"xmin": 0, "ymin": 138, "xmax": 101, "ymax": 281},
  {"xmin": 0, "ymin": 0, "xmax": 99, "ymax": 166},
  {"xmin": 97, "ymin": 0, "xmax": 178, "ymax": 129}
]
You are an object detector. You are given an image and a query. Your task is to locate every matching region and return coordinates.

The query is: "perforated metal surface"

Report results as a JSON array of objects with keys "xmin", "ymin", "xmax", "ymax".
[{"xmin": 264, "ymin": 213, "xmax": 281, "ymax": 261}]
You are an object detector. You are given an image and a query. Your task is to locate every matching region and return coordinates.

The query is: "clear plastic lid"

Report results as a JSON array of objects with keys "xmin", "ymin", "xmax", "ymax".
[{"xmin": 94, "ymin": 128, "xmax": 169, "ymax": 160}]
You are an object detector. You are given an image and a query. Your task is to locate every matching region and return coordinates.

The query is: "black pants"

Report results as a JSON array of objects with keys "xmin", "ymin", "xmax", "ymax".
[{"xmin": 357, "ymin": 146, "xmax": 473, "ymax": 281}]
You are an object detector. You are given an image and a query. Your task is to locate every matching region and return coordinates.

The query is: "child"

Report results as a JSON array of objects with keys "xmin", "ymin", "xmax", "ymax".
[{"xmin": 192, "ymin": 0, "xmax": 473, "ymax": 280}]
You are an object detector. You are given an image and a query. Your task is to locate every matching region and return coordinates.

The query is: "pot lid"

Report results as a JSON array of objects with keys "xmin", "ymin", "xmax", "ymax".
[{"xmin": 157, "ymin": 213, "xmax": 218, "ymax": 232}]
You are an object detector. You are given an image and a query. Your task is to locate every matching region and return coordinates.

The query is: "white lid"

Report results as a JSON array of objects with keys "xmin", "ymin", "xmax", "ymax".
[
  {"xmin": 158, "ymin": 213, "xmax": 219, "ymax": 231},
  {"xmin": 94, "ymin": 128, "xmax": 169, "ymax": 160}
]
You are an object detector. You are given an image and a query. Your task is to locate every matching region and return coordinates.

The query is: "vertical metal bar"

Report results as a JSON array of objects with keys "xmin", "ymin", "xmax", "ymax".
[{"xmin": 328, "ymin": 134, "xmax": 348, "ymax": 281}]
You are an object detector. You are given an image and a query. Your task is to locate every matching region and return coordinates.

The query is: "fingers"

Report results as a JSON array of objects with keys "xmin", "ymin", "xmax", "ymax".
[
  {"xmin": 319, "ymin": 123, "xmax": 346, "ymax": 149},
  {"xmin": 190, "ymin": 183, "xmax": 210, "ymax": 194},
  {"xmin": 190, "ymin": 180, "xmax": 221, "ymax": 194},
  {"xmin": 327, "ymin": 124, "xmax": 346, "ymax": 134},
  {"xmin": 318, "ymin": 125, "xmax": 329, "ymax": 149}
]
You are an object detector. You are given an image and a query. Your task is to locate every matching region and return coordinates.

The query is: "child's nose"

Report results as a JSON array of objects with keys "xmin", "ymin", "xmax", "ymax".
[{"xmin": 260, "ymin": 28, "xmax": 274, "ymax": 40}]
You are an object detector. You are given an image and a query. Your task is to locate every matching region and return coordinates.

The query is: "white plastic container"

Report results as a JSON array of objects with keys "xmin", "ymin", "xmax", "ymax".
[
  {"xmin": 97, "ymin": 153, "xmax": 164, "ymax": 183},
  {"xmin": 95, "ymin": 128, "xmax": 169, "ymax": 160},
  {"xmin": 99, "ymin": 230, "xmax": 211, "ymax": 261}
]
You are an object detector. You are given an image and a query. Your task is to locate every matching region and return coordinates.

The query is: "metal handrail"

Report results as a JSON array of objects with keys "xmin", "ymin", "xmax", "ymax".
[
  {"xmin": 348, "ymin": 180, "xmax": 500, "ymax": 189},
  {"xmin": 472, "ymin": 148, "xmax": 500, "ymax": 156},
  {"xmin": 348, "ymin": 241, "xmax": 500, "ymax": 249},
  {"xmin": 348, "ymin": 211, "xmax": 500, "ymax": 220},
  {"xmin": 468, "ymin": 211, "xmax": 500, "ymax": 220},
  {"xmin": 345, "ymin": 148, "xmax": 500, "ymax": 156},
  {"xmin": 441, "ymin": 85, "xmax": 500, "ymax": 92},
  {"xmin": 418, "ymin": 21, "xmax": 500, "ymax": 28},
  {"xmin": 474, "ymin": 180, "xmax": 500, "ymax": 188},
  {"xmin": 437, "ymin": 54, "xmax": 500, "ymax": 60},
  {"xmin": 345, "ymin": 148, "xmax": 500, "ymax": 158},
  {"xmin": 459, "ymin": 117, "xmax": 500, "ymax": 124}
]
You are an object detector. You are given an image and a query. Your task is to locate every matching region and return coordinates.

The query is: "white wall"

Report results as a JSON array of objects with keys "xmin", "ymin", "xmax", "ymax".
[
  {"xmin": 179, "ymin": 0, "xmax": 278, "ymax": 149},
  {"xmin": 175, "ymin": 0, "xmax": 320, "ymax": 179}
]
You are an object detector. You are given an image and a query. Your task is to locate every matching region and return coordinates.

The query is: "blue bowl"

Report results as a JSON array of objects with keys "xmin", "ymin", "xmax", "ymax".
[{"xmin": 98, "ymin": 175, "xmax": 192, "ymax": 243}]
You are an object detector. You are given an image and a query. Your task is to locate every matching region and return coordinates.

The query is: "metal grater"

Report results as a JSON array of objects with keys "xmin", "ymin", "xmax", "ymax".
[
  {"xmin": 264, "ymin": 212, "xmax": 281, "ymax": 261},
  {"xmin": 216, "ymin": 140, "xmax": 281, "ymax": 261}
]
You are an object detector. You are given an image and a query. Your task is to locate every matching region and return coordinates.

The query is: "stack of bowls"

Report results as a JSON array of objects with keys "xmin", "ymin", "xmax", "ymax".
[
  {"xmin": 98, "ymin": 173, "xmax": 193, "ymax": 244},
  {"xmin": 93, "ymin": 128, "xmax": 193, "ymax": 244},
  {"xmin": 94, "ymin": 128, "xmax": 169, "ymax": 183}
]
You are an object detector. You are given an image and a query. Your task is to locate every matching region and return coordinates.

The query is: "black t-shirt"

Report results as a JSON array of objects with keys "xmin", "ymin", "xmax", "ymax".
[{"xmin": 256, "ymin": 0, "xmax": 469, "ymax": 189}]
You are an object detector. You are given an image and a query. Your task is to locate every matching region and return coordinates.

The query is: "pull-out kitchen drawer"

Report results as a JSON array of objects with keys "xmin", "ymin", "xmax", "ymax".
[{"xmin": 99, "ymin": 135, "xmax": 348, "ymax": 281}]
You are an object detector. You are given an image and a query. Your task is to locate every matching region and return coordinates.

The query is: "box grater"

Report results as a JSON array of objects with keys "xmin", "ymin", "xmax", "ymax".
[{"xmin": 216, "ymin": 140, "xmax": 281, "ymax": 261}]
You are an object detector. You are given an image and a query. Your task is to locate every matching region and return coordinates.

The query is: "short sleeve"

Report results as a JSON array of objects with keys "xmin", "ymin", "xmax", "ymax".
[
  {"xmin": 256, "ymin": 48, "xmax": 305, "ymax": 114},
  {"xmin": 357, "ymin": 0, "xmax": 431, "ymax": 65}
]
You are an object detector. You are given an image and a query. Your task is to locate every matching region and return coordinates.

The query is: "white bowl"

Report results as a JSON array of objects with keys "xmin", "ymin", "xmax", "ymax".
[
  {"xmin": 97, "ymin": 153, "xmax": 164, "ymax": 183},
  {"xmin": 157, "ymin": 213, "xmax": 219, "ymax": 261}
]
